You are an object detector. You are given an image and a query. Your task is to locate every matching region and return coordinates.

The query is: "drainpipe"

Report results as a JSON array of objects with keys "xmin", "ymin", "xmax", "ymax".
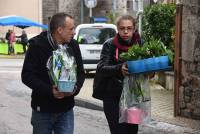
[
  {"xmin": 174, "ymin": 0, "xmax": 182, "ymax": 117},
  {"xmin": 81, "ymin": 0, "xmax": 84, "ymax": 24}
]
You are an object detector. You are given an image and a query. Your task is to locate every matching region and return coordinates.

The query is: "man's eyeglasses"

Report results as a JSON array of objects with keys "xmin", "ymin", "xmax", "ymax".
[{"xmin": 119, "ymin": 27, "xmax": 134, "ymax": 32}]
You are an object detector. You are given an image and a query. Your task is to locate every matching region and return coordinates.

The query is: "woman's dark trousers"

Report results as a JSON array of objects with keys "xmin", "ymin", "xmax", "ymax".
[{"xmin": 103, "ymin": 98, "xmax": 138, "ymax": 134}]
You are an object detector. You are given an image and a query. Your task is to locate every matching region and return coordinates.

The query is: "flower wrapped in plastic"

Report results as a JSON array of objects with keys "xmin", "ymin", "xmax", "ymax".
[
  {"xmin": 119, "ymin": 74, "xmax": 151, "ymax": 124},
  {"xmin": 47, "ymin": 45, "xmax": 77, "ymax": 92}
]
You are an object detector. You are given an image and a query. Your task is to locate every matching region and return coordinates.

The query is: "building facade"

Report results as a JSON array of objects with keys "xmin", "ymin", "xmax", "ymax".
[
  {"xmin": 179, "ymin": 0, "xmax": 200, "ymax": 120},
  {"xmin": 0, "ymin": 0, "xmax": 43, "ymax": 38},
  {"xmin": 42, "ymin": 0, "xmax": 151, "ymax": 26}
]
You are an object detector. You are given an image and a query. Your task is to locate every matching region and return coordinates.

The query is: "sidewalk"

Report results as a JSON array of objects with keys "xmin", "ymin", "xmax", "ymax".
[{"xmin": 76, "ymin": 77, "xmax": 200, "ymax": 134}]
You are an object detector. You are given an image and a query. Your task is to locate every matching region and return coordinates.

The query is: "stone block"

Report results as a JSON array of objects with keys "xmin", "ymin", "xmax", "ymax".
[
  {"xmin": 190, "ymin": 75, "xmax": 200, "ymax": 88},
  {"xmin": 195, "ymin": 102, "xmax": 200, "ymax": 108},
  {"xmin": 184, "ymin": 96, "xmax": 191, "ymax": 103},
  {"xmin": 181, "ymin": 109, "xmax": 191, "ymax": 118},
  {"xmin": 180, "ymin": 101, "xmax": 186, "ymax": 109},
  {"xmin": 182, "ymin": 33, "xmax": 195, "ymax": 62},
  {"xmin": 192, "ymin": 90, "xmax": 200, "ymax": 101},
  {"xmin": 186, "ymin": 103, "xmax": 195, "ymax": 109},
  {"xmin": 185, "ymin": 62, "xmax": 196, "ymax": 73},
  {"xmin": 192, "ymin": 109, "xmax": 200, "ymax": 119},
  {"xmin": 165, "ymin": 71, "xmax": 174, "ymax": 91},
  {"xmin": 197, "ymin": 63, "xmax": 200, "ymax": 73},
  {"xmin": 179, "ymin": 86, "xmax": 184, "ymax": 101},
  {"xmin": 183, "ymin": 0, "xmax": 198, "ymax": 7},
  {"xmin": 184, "ymin": 86, "xmax": 192, "ymax": 97}
]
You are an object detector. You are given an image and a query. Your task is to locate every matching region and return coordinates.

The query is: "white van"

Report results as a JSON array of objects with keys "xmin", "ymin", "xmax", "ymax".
[{"xmin": 74, "ymin": 23, "xmax": 117, "ymax": 73}]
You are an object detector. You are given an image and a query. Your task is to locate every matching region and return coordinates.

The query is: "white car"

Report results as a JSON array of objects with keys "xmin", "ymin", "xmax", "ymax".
[{"xmin": 74, "ymin": 23, "xmax": 117, "ymax": 73}]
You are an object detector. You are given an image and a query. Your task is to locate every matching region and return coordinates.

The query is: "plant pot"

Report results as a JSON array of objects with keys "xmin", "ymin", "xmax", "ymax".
[
  {"xmin": 127, "ymin": 56, "xmax": 171, "ymax": 74},
  {"xmin": 58, "ymin": 80, "xmax": 76, "ymax": 92}
]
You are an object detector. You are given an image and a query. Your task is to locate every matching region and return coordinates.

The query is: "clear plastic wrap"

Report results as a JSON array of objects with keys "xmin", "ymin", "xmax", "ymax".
[
  {"xmin": 47, "ymin": 45, "xmax": 77, "ymax": 92},
  {"xmin": 119, "ymin": 74, "xmax": 151, "ymax": 124}
]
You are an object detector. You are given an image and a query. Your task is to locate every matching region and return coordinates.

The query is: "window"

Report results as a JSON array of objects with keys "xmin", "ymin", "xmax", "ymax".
[
  {"xmin": 77, "ymin": 28, "xmax": 116, "ymax": 44},
  {"xmin": 127, "ymin": 0, "xmax": 133, "ymax": 10}
]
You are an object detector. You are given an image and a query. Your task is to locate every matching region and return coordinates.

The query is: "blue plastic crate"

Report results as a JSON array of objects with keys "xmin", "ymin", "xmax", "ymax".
[
  {"xmin": 58, "ymin": 80, "xmax": 76, "ymax": 92},
  {"xmin": 127, "ymin": 56, "xmax": 171, "ymax": 74}
]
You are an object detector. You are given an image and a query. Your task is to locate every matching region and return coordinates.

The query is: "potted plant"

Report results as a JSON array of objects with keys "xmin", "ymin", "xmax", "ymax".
[{"xmin": 120, "ymin": 38, "xmax": 173, "ymax": 74}]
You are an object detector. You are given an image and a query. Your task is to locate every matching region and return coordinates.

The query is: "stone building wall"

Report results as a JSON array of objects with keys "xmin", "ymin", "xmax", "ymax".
[
  {"xmin": 83, "ymin": 0, "xmax": 113, "ymax": 23},
  {"xmin": 42, "ymin": 0, "xmax": 150, "ymax": 26},
  {"xmin": 180, "ymin": 0, "xmax": 200, "ymax": 119},
  {"xmin": 116, "ymin": 0, "xmax": 127, "ymax": 14},
  {"xmin": 42, "ymin": 0, "xmax": 58, "ymax": 25},
  {"xmin": 42, "ymin": 0, "xmax": 115, "ymax": 26},
  {"xmin": 59, "ymin": 0, "xmax": 81, "ymax": 25},
  {"xmin": 42, "ymin": 0, "xmax": 81, "ymax": 26},
  {"xmin": 42, "ymin": 0, "xmax": 143, "ymax": 26}
]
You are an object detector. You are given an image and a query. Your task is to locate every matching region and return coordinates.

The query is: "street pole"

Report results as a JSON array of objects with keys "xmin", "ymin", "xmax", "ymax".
[
  {"xmin": 138, "ymin": 13, "xmax": 142, "ymax": 35},
  {"xmin": 138, "ymin": 0, "xmax": 143, "ymax": 36},
  {"xmin": 89, "ymin": 8, "xmax": 92, "ymax": 18},
  {"xmin": 113, "ymin": 0, "xmax": 116, "ymax": 18},
  {"xmin": 84, "ymin": 0, "xmax": 97, "ymax": 23},
  {"xmin": 81, "ymin": 0, "xmax": 84, "ymax": 24},
  {"xmin": 133, "ymin": 0, "xmax": 143, "ymax": 35},
  {"xmin": 89, "ymin": 8, "xmax": 92, "ymax": 23}
]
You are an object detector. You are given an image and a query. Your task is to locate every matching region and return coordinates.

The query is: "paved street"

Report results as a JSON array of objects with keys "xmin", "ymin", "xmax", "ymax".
[{"xmin": 0, "ymin": 58, "xmax": 200, "ymax": 134}]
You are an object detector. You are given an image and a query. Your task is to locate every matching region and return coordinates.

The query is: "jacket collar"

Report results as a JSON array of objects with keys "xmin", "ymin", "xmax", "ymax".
[
  {"xmin": 113, "ymin": 32, "xmax": 141, "ymax": 51},
  {"xmin": 47, "ymin": 31, "xmax": 58, "ymax": 50}
]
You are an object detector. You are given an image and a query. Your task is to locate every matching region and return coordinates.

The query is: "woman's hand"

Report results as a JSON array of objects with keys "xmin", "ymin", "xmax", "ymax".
[
  {"xmin": 121, "ymin": 63, "xmax": 129, "ymax": 76},
  {"xmin": 147, "ymin": 72, "xmax": 155, "ymax": 78}
]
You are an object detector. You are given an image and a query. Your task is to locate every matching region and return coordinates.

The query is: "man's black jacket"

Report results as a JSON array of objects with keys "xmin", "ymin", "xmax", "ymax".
[{"xmin": 21, "ymin": 31, "xmax": 85, "ymax": 113}]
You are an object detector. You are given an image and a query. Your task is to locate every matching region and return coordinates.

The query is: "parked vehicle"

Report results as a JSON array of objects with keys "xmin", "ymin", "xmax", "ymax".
[{"xmin": 74, "ymin": 23, "xmax": 117, "ymax": 73}]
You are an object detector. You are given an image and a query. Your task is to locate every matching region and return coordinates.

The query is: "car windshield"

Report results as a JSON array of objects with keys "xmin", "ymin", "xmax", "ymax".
[{"xmin": 77, "ymin": 28, "xmax": 116, "ymax": 44}]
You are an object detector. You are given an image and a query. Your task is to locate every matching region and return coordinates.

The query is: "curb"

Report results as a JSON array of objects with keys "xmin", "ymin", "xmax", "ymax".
[
  {"xmin": 0, "ymin": 54, "xmax": 25, "ymax": 59},
  {"xmin": 75, "ymin": 97, "xmax": 103, "ymax": 111}
]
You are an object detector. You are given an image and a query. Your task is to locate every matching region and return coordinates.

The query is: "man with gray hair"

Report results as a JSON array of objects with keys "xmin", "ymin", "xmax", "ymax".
[{"xmin": 21, "ymin": 12, "xmax": 85, "ymax": 134}]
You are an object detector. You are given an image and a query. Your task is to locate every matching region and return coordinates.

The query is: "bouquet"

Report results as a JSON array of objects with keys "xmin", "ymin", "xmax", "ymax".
[{"xmin": 47, "ymin": 45, "xmax": 77, "ymax": 92}]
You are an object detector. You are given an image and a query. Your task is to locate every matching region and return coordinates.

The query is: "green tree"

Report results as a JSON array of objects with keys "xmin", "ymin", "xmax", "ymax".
[
  {"xmin": 142, "ymin": 4, "xmax": 176, "ymax": 49},
  {"xmin": 106, "ymin": 11, "xmax": 118, "ymax": 24}
]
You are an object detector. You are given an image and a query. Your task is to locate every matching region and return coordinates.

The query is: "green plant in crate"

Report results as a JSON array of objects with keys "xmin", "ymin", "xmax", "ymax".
[
  {"xmin": 120, "ymin": 38, "xmax": 174, "ymax": 65},
  {"xmin": 120, "ymin": 45, "xmax": 142, "ymax": 61}
]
